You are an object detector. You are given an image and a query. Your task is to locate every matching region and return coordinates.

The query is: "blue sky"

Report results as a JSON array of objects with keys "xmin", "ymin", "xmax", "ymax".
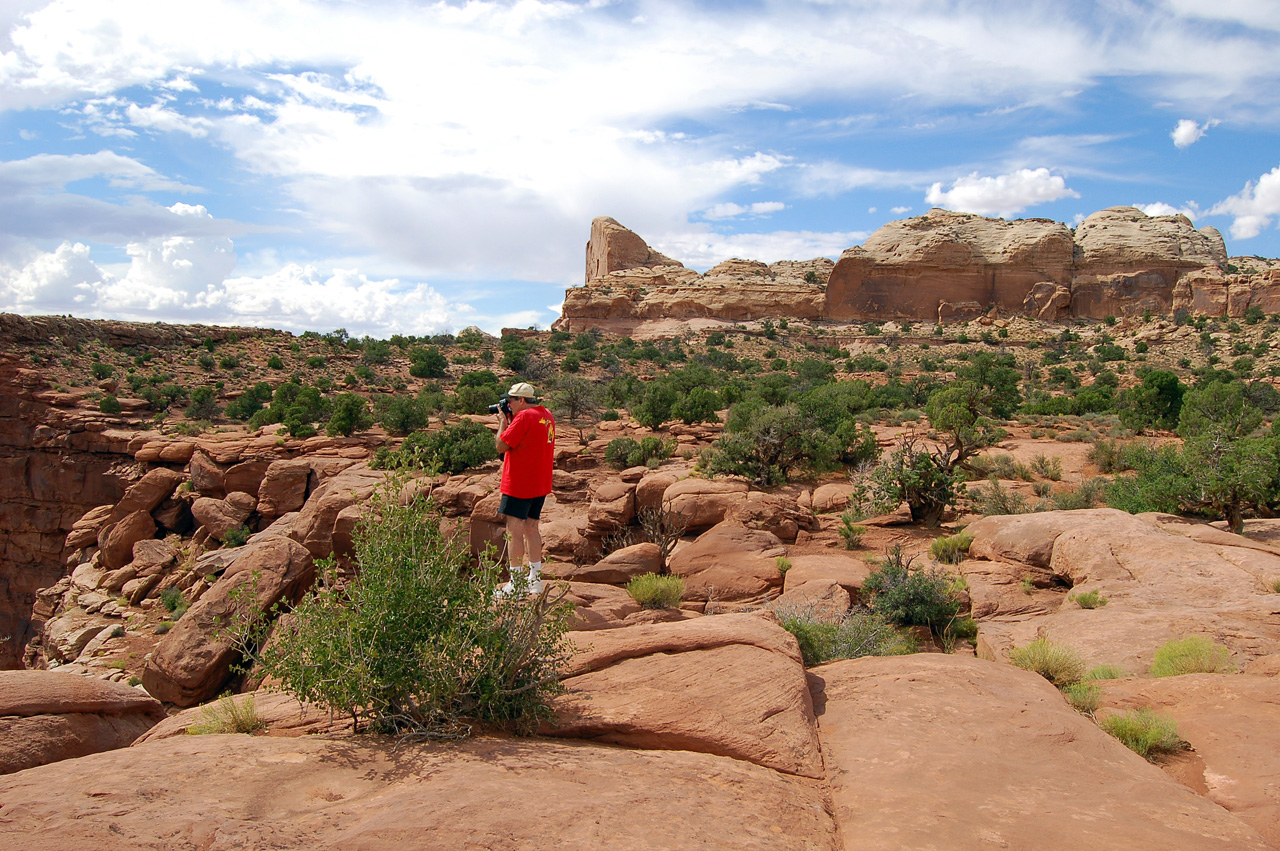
[{"xmin": 1, "ymin": 0, "xmax": 1278, "ymax": 337}]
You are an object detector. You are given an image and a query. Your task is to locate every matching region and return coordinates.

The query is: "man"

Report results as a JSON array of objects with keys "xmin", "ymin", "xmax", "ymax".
[{"xmin": 494, "ymin": 381, "xmax": 555, "ymax": 596}]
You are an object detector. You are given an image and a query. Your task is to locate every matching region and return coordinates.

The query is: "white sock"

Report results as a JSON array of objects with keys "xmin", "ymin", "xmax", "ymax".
[{"xmin": 528, "ymin": 561, "xmax": 542, "ymax": 580}]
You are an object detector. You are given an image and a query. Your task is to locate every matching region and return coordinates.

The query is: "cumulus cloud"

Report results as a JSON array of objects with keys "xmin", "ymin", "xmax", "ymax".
[
  {"xmin": 924, "ymin": 168, "xmax": 1080, "ymax": 217},
  {"xmin": 701, "ymin": 201, "xmax": 786, "ymax": 220},
  {"xmin": 652, "ymin": 229, "xmax": 866, "ymax": 270},
  {"xmin": 891, "ymin": 205, "xmax": 913, "ymax": 215},
  {"xmin": 1171, "ymin": 118, "xmax": 1219, "ymax": 148},
  {"xmin": 1134, "ymin": 201, "xmax": 1201, "ymax": 220},
  {"xmin": 1210, "ymin": 166, "xmax": 1280, "ymax": 239}
]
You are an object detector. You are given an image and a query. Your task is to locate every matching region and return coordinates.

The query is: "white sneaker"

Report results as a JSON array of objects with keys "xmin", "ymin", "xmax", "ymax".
[
  {"xmin": 527, "ymin": 577, "xmax": 543, "ymax": 595},
  {"xmin": 494, "ymin": 581, "xmax": 517, "ymax": 599}
]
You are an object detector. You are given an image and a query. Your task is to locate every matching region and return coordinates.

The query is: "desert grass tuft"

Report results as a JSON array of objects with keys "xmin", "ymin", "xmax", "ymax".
[
  {"xmin": 187, "ymin": 693, "xmax": 267, "ymax": 736},
  {"xmin": 1150, "ymin": 636, "xmax": 1233, "ymax": 677},
  {"xmin": 1099, "ymin": 708, "xmax": 1185, "ymax": 760},
  {"xmin": 626, "ymin": 573, "xmax": 685, "ymax": 610},
  {"xmin": 1008, "ymin": 637, "xmax": 1087, "ymax": 687}
]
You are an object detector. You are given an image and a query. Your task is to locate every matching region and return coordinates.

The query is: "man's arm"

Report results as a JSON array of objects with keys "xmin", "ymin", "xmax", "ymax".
[{"xmin": 495, "ymin": 411, "xmax": 512, "ymax": 453}]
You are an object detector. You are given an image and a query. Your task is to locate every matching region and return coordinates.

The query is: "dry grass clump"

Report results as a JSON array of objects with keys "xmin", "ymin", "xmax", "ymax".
[
  {"xmin": 626, "ymin": 573, "xmax": 685, "ymax": 609},
  {"xmin": 1150, "ymin": 636, "xmax": 1233, "ymax": 677},
  {"xmin": 1099, "ymin": 709, "xmax": 1185, "ymax": 760},
  {"xmin": 775, "ymin": 604, "xmax": 916, "ymax": 667},
  {"xmin": 1008, "ymin": 638, "xmax": 1088, "ymax": 689},
  {"xmin": 929, "ymin": 530, "xmax": 973, "ymax": 565},
  {"xmin": 187, "ymin": 693, "xmax": 267, "ymax": 736}
]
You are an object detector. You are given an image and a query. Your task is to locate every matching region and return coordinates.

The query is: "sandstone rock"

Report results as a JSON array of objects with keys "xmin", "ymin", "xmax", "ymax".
[
  {"xmin": 810, "ymin": 482, "xmax": 851, "ymax": 514},
  {"xmin": 562, "ymin": 581, "xmax": 643, "ymax": 630},
  {"xmin": 586, "ymin": 479, "xmax": 636, "ymax": 534},
  {"xmin": 548, "ymin": 612, "xmax": 822, "ymax": 778},
  {"xmin": 42, "ymin": 613, "xmax": 109, "ymax": 663},
  {"xmin": 0, "ymin": 734, "xmax": 838, "ymax": 850},
  {"xmin": 667, "ymin": 522, "xmax": 786, "ymax": 602},
  {"xmin": 255, "ymin": 458, "xmax": 311, "ymax": 517},
  {"xmin": 561, "ymin": 542, "xmax": 661, "ymax": 585},
  {"xmin": 781, "ymin": 553, "xmax": 873, "ymax": 600},
  {"xmin": 97, "ymin": 509, "xmax": 156, "ymax": 571},
  {"xmin": 661, "ymin": 478, "xmax": 749, "ymax": 531},
  {"xmin": 964, "ymin": 509, "xmax": 1280, "ymax": 673},
  {"xmin": 187, "ymin": 450, "xmax": 227, "ymax": 497},
  {"xmin": 191, "ymin": 492, "xmax": 255, "ymax": 541},
  {"xmin": 64, "ymin": 504, "xmax": 112, "ymax": 549},
  {"xmin": 1099, "ymin": 673, "xmax": 1280, "ymax": 846},
  {"xmin": 103, "ymin": 467, "xmax": 185, "ymax": 527},
  {"xmin": 585, "ymin": 216, "xmax": 684, "ymax": 280},
  {"xmin": 769, "ymin": 579, "xmax": 850, "ymax": 620},
  {"xmin": 730, "ymin": 490, "xmax": 816, "ymax": 542},
  {"xmin": 287, "ymin": 464, "xmax": 384, "ymax": 558},
  {"xmin": 815, "ymin": 654, "xmax": 1271, "ymax": 850},
  {"xmin": 143, "ymin": 536, "xmax": 314, "ymax": 706},
  {"xmin": 635, "ymin": 470, "xmax": 678, "ymax": 512},
  {"xmin": 0, "ymin": 670, "xmax": 165, "ymax": 774},
  {"xmin": 135, "ymin": 691, "xmax": 346, "ymax": 743}
]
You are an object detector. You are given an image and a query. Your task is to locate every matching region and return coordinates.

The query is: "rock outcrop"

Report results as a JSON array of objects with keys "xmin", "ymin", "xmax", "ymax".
[{"xmin": 558, "ymin": 208, "xmax": 1279, "ymax": 332}]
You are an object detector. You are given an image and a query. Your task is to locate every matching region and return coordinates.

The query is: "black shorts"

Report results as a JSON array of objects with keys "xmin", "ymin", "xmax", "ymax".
[{"xmin": 499, "ymin": 494, "xmax": 546, "ymax": 521}]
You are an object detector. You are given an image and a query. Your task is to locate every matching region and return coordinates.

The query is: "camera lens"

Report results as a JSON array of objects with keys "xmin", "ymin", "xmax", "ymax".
[{"xmin": 487, "ymin": 403, "xmax": 501, "ymax": 414}]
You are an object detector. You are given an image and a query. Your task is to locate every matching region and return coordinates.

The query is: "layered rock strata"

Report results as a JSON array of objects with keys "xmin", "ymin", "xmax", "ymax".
[{"xmin": 558, "ymin": 208, "xmax": 1277, "ymax": 331}]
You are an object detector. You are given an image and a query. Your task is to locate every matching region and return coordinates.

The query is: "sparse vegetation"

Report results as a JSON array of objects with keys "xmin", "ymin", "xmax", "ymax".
[
  {"xmin": 626, "ymin": 573, "xmax": 685, "ymax": 609},
  {"xmin": 1150, "ymin": 636, "xmax": 1233, "ymax": 677},
  {"xmin": 1070, "ymin": 589, "xmax": 1108, "ymax": 609},
  {"xmin": 1008, "ymin": 638, "xmax": 1087, "ymax": 687},
  {"xmin": 838, "ymin": 515, "xmax": 866, "ymax": 550},
  {"xmin": 776, "ymin": 606, "xmax": 916, "ymax": 666},
  {"xmin": 187, "ymin": 693, "xmax": 267, "ymax": 736},
  {"xmin": 929, "ymin": 530, "xmax": 973, "ymax": 564},
  {"xmin": 1099, "ymin": 708, "xmax": 1185, "ymax": 759}
]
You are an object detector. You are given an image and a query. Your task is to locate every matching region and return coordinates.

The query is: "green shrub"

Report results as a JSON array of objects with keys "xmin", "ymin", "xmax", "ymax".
[
  {"xmin": 970, "ymin": 478, "xmax": 1029, "ymax": 516},
  {"xmin": 1099, "ymin": 708, "xmax": 1185, "ymax": 759},
  {"xmin": 838, "ymin": 515, "xmax": 866, "ymax": 550},
  {"xmin": 604, "ymin": 435, "xmax": 673, "ymax": 470},
  {"xmin": 1007, "ymin": 638, "xmax": 1087, "ymax": 687},
  {"xmin": 862, "ymin": 547, "xmax": 961, "ymax": 634},
  {"xmin": 775, "ymin": 556, "xmax": 791, "ymax": 577},
  {"xmin": 232, "ymin": 480, "xmax": 574, "ymax": 736},
  {"xmin": 930, "ymin": 530, "xmax": 973, "ymax": 564},
  {"xmin": 777, "ymin": 608, "xmax": 916, "ymax": 666},
  {"xmin": 1061, "ymin": 681, "xmax": 1101, "ymax": 715},
  {"xmin": 1085, "ymin": 663, "xmax": 1126, "ymax": 680},
  {"xmin": 187, "ymin": 693, "xmax": 267, "ymax": 736},
  {"xmin": 1150, "ymin": 636, "xmax": 1232, "ymax": 677},
  {"xmin": 266, "ymin": 355, "xmax": 284, "ymax": 370},
  {"xmin": 223, "ymin": 525, "xmax": 251, "ymax": 548},
  {"xmin": 626, "ymin": 573, "xmax": 684, "ymax": 609},
  {"xmin": 373, "ymin": 420, "xmax": 497, "ymax": 474},
  {"xmin": 99, "ymin": 394, "xmax": 122, "ymax": 414},
  {"xmin": 160, "ymin": 587, "xmax": 185, "ymax": 613},
  {"xmin": 1070, "ymin": 589, "xmax": 1108, "ymax": 609},
  {"xmin": 327, "ymin": 392, "xmax": 373, "ymax": 437},
  {"xmin": 375, "ymin": 394, "xmax": 430, "ymax": 436},
  {"xmin": 186, "ymin": 385, "xmax": 221, "ymax": 420},
  {"xmin": 90, "ymin": 361, "xmax": 115, "ymax": 380},
  {"xmin": 1030, "ymin": 454, "xmax": 1062, "ymax": 480}
]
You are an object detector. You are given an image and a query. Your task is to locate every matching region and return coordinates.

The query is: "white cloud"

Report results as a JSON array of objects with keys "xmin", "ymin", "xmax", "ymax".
[
  {"xmin": 1134, "ymin": 201, "xmax": 1200, "ymax": 220},
  {"xmin": 126, "ymin": 101, "xmax": 212, "ymax": 137},
  {"xmin": 0, "ymin": 150, "xmax": 197, "ymax": 192},
  {"xmin": 924, "ymin": 168, "xmax": 1080, "ymax": 217},
  {"xmin": 1210, "ymin": 166, "xmax": 1280, "ymax": 239},
  {"xmin": 891, "ymin": 205, "xmax": 913, "ymax": 215},
  {"xmin": 701, "ymin": 201, "xmax": 786, "ymax": 220},
  {"xmin": 653, "ymin": 229, "xmax": 866, "ymax": 270},
  {"xmin": 0, "ymin": 241, "xmax": 105, "ymax": 311},
  {"xmin": 1171, "ymin": 118, "xmax": 1219, "ymax": 148}
]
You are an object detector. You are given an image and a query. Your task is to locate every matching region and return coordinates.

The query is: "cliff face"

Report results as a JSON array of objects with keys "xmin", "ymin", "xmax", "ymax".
[{"xmin": 558, "ymin": 208, "xmax": 1279, "ymax": 330}]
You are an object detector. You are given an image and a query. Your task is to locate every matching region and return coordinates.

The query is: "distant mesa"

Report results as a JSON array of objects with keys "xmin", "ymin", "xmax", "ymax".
[{"xmin": 556, "ymin": 207, "xmax": 1276, "ymax": 334}]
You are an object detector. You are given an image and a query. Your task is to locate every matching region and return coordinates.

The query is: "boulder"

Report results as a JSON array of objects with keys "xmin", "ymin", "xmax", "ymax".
[
  {"xmin": 562, "ymin": 581, "xmax": 643, "ymax": 630},
  {"xmin": 635, "ymin": 471, "xmax": 678, "ymax": 513},
  {"xmin": 667, "ymin": 522, "xmax": 786, "ymax": 602},
  {"xmin": 585, "ymin": 215, "xmax": 685, "ymax": 280},
  {"xmin": 547, "ymin": 612, "xmax": 822, "ymax": 778},
  {"xmin": 223, "ymin": 460, "xmax": 271, "ymax": 498},
  {"xmin": 97, "ymin": 509, "xmax": 156, "ymax": 571},
  {"xmin": 190, "ymin": 492, "xmax": 255, "ymax": 541},
  {"xmin": 586, "ymin": 480, "xmax": 636, "ymax": 534},
  {"xmin": 288, "ymin": 465, "xmax": 384, "ymax": 558},
  {"xmin": 42, "ymin": 613, "xmax": 109, "ymax": 663},
  {"xmin": 0, "ymin": 734, "xmax": 838, "ymax": 850},
  {"xmin": 102, "ymin": 468, "xmax": 185, "ymax": 527},
  {"xmin": 187, "ymin": 450, "xmax": 227, "ymax": 497},
  {"xmin": 0, "ymin": 670, "xmax": 165, "ymax": 774},
  {"xmin": 781, "ymin": 553, "xmax": 874, "ymax": 600},
  {"xmin": 729, "ymin": 491, "xmax": 816, "ymax": 543},
  {"xmin": 661, "ymin": 478, "xmax": 749, "ymax": 531},
  {"xmin": 813, "ymin": 654, "xmax": 1271, "ymax": 850},
  {"xmin": 64, "ymin": 504, "xmax": 113, "ymax": 550},
  {"xmin": 142, "ymin": 536, "xmax": 315, "ymax": 706},
  {"xmin": 769, "ymin": 579, "xmax": 850, "ymax": 621},
  {"xmin": 810, "ymin": 482, "xmax": 851, "ymax": 514},
  {"xmin": 256, "ymin": 458, "xmax": 311, "ymax": 517},
  {"xmin": 559, "ymin": 542, "xmax": 661, "ymax": 585}
]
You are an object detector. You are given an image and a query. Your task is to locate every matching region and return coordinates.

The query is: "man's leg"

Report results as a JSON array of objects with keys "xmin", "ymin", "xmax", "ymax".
[
  {"xmin": 520, "ymin": 517, "xmax": 543, "ymax": 566},
  {"xmin": 504, "ymin": 514, "xmax": 527, "ymax": 570}
]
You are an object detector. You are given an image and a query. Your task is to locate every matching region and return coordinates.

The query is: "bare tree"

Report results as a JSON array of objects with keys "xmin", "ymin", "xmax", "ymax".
[{"xmin": 637, "ymin": 506, "xmax": 689, "ymax": 573}]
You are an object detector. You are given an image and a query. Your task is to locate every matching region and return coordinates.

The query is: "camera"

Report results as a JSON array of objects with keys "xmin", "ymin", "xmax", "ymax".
[{"xmin": 488, "ymin": 398, "xmax": 512, "ymax": 417}]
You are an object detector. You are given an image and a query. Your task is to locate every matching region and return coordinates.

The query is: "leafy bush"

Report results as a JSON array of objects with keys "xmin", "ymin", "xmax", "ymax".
[
  {"xmin": 1030, "ymin": 454, "xmax": 1062, "ymax": 480},
  {"xmin": 223, "ymin": 525, "xmax": 251, "ymax": 548},
  {"xmin": 267, "ymin": 355, "xmax": 284, "ymax": 370},
  {"xmin": 777, "ymin": 607, "xmax": 916, "ymax": 666},
  {"xmin": 160, "ymin": 587, "xmax": 186, "ymax": 613},
  {"xmin": 373, "ymin": 420, "xmax": 496, "ymax": 474},
  {"xmin": 233, "ymin": 482, "xmax": 574, "ymax": 737},
  {"xmin": 225, "ymin": 382, "xmax": 273, "ymax": 421},
  {"xmin": 1150, "ymin": 636, "xmax": 1232, "ymax": 677},
  {"xmin": 187, "ymin": 693, "xmax": 266, "ymax": 736},
  {"xmin": 90, "ymin": 361, "xmax": 114, "ymax": 380},
  {"xmin": 930, "ymin": 530, "xmax": 973, "ymax": 564},
  {"xmin": 99, "ymin": 394, "xmax": 122, "ymax": 414},
  {"xmin": 186, "ymin": 385, "xmax": 221, "ymax": 420},
  {"xmin": 969, "ymin": 478, "xmax": 1030, "ymax": 516},
  {"xmin": 376, "ymin": 393, "xmax": 430, "ymax": 436},
  {"xmin": 626, "ymin": 573, "xmax": 685, "ymax": 609},
  {"xmin": 604, "ymin": 435, "xmax": 674, "ymax": 470},
  {"xmin": 408, "ymin": 346, "xmax": 447, "ymax": 378},
  {"xmin": 1007, "ymin": 637, "xmax": 1087, "ymax": 687},
  {"xmin": 327, "ymin": 393, "xmax": 373, "ymax": 437},
  {"xmin": 1099, "ymin": 709, "xmax": 1185, "ymax": 760},
  {"xmin": 708, "ymin": 402, "xmax": 838, "ymax": 486},
  {"xmin": 1061, "ymin": 681, "xmax": 1101, "ymax": 715},
  {"xmin": 862, "ymin": 547, "xmax": 961, "ymax": 634}
]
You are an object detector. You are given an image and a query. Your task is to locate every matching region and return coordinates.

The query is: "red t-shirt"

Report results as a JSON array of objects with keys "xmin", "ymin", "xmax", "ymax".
[{"xmin": 499, "ymin": 405, "xmax": 555, "ymax": 498}]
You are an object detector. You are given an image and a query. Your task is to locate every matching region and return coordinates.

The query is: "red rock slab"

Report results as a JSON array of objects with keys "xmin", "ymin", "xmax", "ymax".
[
  {"xmin": 548, "ymin": 639, "xmax": 823, "ymax": 778},
  {"xmin": 813, "ymin": 654, "xmax": 1271, "ymax": 851},
  {"xmin": 0, "ymin": 734, "xmax": 839, "ymax": 851},
  {"xmin": 1098, "ymin": 673, "xmax": 1280, "ymax": 847},
  {"xmin": 0, "ymin": 671, "xmax": 165, "ymax": 775},
  {"xmin": 782, "ymin": 553, "xmax": 874, "ymax": 600},
  {"xmin": 134, "ymin": 691, "xmax": 347, "ymax": 743},
  {"xmin": 667, "ymin": 521, "xmax": 786, "ymax": 602}
]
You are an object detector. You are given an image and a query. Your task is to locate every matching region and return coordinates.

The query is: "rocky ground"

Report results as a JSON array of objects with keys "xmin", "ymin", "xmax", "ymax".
[{"xmin": 3, "ymin": 310, "xmax": 1280, "ymax": 847}]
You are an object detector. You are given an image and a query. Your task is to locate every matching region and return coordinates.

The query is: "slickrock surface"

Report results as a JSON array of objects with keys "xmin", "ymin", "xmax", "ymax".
[
  {"xmin": 813, "ymin": 654, "xmax": 1273, "ymax": 850},
  {"xmin": 0, "ymin": 734, "xmax": 839, "ymax": 851},
  {"xmin": 0, "ymin": 670, "xmax": 164, "ymax": 774},
  {"xmin": 1099, "ymin": 673, "xmax": 1280, "ymax": 847},
  {"xmin": 962, "ymin": 508, "xmax": 1280, "ymax": 673}
]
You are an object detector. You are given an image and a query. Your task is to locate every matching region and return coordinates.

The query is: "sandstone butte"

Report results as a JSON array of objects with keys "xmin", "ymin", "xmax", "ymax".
[{"xmin": 555, "ymin": 207, "xmax": 1280, "ymax": 334}]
